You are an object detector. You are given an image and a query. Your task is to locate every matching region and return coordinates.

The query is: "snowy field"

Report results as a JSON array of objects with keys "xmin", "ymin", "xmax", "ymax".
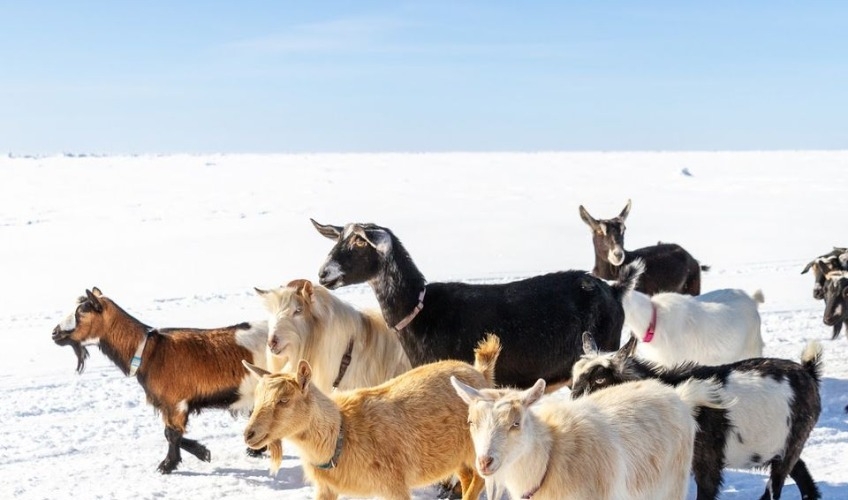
[{"xmin": 1, "ymin": 151, "xmax": 847, "ymax": 499}]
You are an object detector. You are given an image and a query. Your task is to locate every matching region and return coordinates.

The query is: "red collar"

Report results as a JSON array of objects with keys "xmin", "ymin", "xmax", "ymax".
[{"xmin": 643, "ymin": 304, "xmax": 657, "ymax": 343}]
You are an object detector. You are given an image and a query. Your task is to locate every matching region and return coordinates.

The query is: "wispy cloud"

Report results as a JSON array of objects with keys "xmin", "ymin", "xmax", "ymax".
[{"xmin": 228, "ymin": 16, "xmax": 404, "ymax": 54}]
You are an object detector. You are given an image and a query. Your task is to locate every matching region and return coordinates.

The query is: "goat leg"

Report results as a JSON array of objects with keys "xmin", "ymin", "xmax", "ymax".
[
  {"xmin": 788, "ymin": 459, "xmax": 821, "ymax": 500},
  {"xmin": 158, "ymin": 427, "xmax": 184, "ymax": 474},
  {"xmin": 178, "ymin": 436, "xmax": 211, "ymax": 462}
]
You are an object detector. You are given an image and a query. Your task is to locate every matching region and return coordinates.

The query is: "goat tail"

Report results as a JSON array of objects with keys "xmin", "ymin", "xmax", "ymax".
[
  {"xmin": 800, "ymin": 340, "xmax": 824, "ymax": 386},
  {"xmin": 750, "ymin": 289, "xmax": 765, "ymax": 305},
  {"xmin": 675, "ymin": 377, "xmax": 734, "ymax": 417},
  {"xmin": 700, "ymin": 264, "xmax": 711, "ymax": 272},
  {"xmin": 611, "ymin": 258, "xmax": 645, "ymax": 299},
  {"xmin": 474, "ymin": 333, "xmax": 502, "ymax": 385}
]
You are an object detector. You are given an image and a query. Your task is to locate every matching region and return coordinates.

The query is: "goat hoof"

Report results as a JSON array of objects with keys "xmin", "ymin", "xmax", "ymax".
[
  {"xmin": 246, "ymin": 446, "xmax": 267, "ymax": 458},
  {"xmin": 198, "ymin": 448, "xmax": 211, "ymax": 462},
  {"xmin": 157, "ymin": 459, "xmax": 179, "ymax": 474}
]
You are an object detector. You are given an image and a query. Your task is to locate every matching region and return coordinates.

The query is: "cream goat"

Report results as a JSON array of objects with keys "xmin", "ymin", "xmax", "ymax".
[{"xmin": 452, "ymin": 375, "xmax": 725, "ymax": 500}]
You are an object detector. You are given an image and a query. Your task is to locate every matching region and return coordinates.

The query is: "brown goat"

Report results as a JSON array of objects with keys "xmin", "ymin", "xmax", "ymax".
[
  {"xmin": 51, "ymin": 288, "xmax": 269, "ymax": 473},
  {"xmin": 242, "ymin": 335, "xmax": 502, "ymax": 500}
]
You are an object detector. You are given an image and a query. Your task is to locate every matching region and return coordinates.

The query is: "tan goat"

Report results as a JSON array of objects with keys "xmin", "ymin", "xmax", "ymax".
[{"xmin": 242, "ymin": 335, "xmax": 502, "ymax": 500}]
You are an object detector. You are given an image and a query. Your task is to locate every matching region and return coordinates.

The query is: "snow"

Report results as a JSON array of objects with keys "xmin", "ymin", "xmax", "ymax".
[{"xmin": 1, "ymin": 152, "xmax": 847, "ymax": 499}]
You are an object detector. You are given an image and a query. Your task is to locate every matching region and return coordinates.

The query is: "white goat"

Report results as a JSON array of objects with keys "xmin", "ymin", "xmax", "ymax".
[
  {"xmin": 623, "ymin": 260, "xmax": 764, "ymax": 366},
  {"xmin": 452, "ymin": 375, "xmax": 725, "ymax": 500}
]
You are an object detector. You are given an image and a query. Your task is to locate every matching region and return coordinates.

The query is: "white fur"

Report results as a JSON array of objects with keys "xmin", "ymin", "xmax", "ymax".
[
  {"xmin": 624, "ymin": 288, "xmax": 764, "ymax": 366},
  {"xmin": 319, "ymin": 259, "xmax": 343, "ymax": 286},
  {"xmin": 260, "ymin": 283, "xmax": 410, "ymax": 393},
  {"xmin": 455, "ymin": 377, "xmax": 719, "ymax": 500},
  {"xmin": 176, "ymin": 400, "xmax": 188, "ymax": 415},
  {"xmin": 721, "ymin": 371, "xmax": 795, "ymax": 468},
  {"xmin": 234, "ymin": 322, "xmax": 270, "ymax": 362},
  {"xmin": 57, "ymin": 307, "xmax": 77, "ymax": 332}
]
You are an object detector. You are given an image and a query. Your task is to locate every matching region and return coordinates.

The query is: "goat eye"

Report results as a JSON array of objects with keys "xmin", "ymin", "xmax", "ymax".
[
  {"xmin": 511, "ymin": 421, "xmax": 520, "ymax": 429},
  {"xmin": 276, "ymin": 399, "xmax": 289, "ymax": 406},
  {"xmin": 595, "ymin": 377, "xmax": 606, "ymax": 385},
  {"xmin": 294, "ymin": 306, "xmax": 303, "ymax": 315}
]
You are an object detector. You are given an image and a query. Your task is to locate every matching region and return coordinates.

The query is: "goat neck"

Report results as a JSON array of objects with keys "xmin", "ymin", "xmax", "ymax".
[
  {"xmin": 98, "ymin": 301, "xmax": 157, "ymax": 376},
  {"xmin": 291, "ymin": 389, "xmax": 344, "ymax": 469},
  {"xmin": 593, "ymin": 255, "xmax": 622, "ymax": 281},
  {"xmin": 367, "ymin": 240, "xmax": 427, "ymax": 330},
  {"xmin": 502, "ymin": 414, "xmax": 553, "ymax": 499},
  {"xmin": 621, "ymin": 290, "xmax": 656, "ymax": 342}
]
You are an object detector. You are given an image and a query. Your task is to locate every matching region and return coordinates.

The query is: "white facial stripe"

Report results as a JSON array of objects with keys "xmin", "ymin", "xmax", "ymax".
[
  {"xmin": 58, "ymin": 307, "xmax": 78, "ymax": 332},
  {"xmin": 835, "ymin": 303, "xmax": 843, "ymax": 317},
  {"xmin": 341, "ymin": 224, "xmax": 356, "ymax": 239}
]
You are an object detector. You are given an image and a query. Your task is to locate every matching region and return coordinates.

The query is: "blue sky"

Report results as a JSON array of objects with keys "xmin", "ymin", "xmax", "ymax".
[{"xmin": 1, "ymin": 1, "xmax": 846, "ymax": 154}]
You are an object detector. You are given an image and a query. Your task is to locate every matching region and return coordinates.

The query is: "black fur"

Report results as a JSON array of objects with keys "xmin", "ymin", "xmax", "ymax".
[
  {"xmin": 822, "ymin": 274, "xmax": 848, "ymax": 340},
  {"xmin": 573, "ymin": 334, "xmax": 822, "ymax": 500},
  {"xmin": 579, "ymin": 200, "xmax": 705, "ymax": 295},
  {"xmin": 313, "ymin": 220, "xmax": 636, "ymax": 388}
]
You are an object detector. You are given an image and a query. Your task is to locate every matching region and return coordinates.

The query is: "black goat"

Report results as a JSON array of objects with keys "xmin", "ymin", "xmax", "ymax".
[
  {"xmin": 802, "ymin": 247, "xmax": 848, "ymax": 300},
  {"xmin": 579, "ymin": 199, "xmax": 707, "ymax": 295},
  {"xmin": 822, "ymin": 271, "xmax": 848, "ymax": 340},
  {"xmin": 572, "ymin": 333, "xmax": 823, "ymax": 500},
  {"xmin": 311, "ymin": 219, "xmax": 639, "ymax": 389}
]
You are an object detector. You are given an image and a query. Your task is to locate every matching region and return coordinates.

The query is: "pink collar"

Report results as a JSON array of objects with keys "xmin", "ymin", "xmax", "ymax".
[
  {"xmin": 392, "ymin": 288, "xmax": 425, "ymax": 331},
  {"xmin": 643, "ymin": 304, "xmax": 657, "ymax": 343}
]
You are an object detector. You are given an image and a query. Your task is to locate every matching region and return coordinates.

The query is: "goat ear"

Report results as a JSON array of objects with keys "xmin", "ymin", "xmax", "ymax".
[
  {"xmin": 582, "ymin": 332, "xmax": 599, "ymax": 355},
  {"xmin": 801, "ymin": 260, "xmax": 814, "ymax": 274},
  {"xmin": 85, "ymin": 289, "xmax": 103, "ymax": 312},
  {"xmin": 242, "ymin": 360, "xmax": 271, "ymax": 379},
  {"xmin": 363, "ymin": 228, "xmax": 392, "ymax": 255},
  {"xmin": 615, "ymin": 334, "xmax": 639, "ymax": 362},
  {"xmin": 578, "ymin": 205, "xmax": 600, "ymax": 231},
  {"xmin": 91, "ymin": 287, "xmax": 103, "ymax": 297},
  {"xmin": 296, "ymin": 360, "xmax": 312, "ymax": 393},
  {"xmin": 254, "ymin": 287, "xmax": 271, "ymax": 297},
  {"xmin": 618, "ymin": 199, "xmax": 632, "ymax": 221},
  {"xmin": 521, "ymin": 379, "xmax": 546, "ymax": 407},
  {"xmin": 450, "ymin": 376, "xmax": 481, "ymax": 405},
  {"xmin": 300, "ymin": 280, "xmax": 314, "ymax": 299},
  {"xmin": 311, "ymin": 219, "xmax": 343, "ymax": 240}
]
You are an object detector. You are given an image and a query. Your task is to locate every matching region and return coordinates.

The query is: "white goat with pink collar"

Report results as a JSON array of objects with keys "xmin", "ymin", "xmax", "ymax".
[{"xmin": 623, "ymin": 260, "xmax": 764, "ymax": 367}]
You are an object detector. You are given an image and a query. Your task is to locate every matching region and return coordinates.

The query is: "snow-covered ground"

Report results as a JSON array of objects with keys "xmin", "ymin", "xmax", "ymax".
[{"xmin": 1, "ymin": 152, "xmax": 846, "ymax": 499}]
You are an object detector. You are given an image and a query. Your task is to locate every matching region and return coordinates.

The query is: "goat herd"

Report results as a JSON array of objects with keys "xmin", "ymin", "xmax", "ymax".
[{"xmin": 50, "ymin": 200, "xmax": 848, "ymax": 500}]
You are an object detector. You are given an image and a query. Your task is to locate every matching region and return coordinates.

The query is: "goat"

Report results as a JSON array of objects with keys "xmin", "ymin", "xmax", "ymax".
[
  {"xmin": 622, "ymin": 260, "xmax": 764, "ymax": 367},
  {"xmin": 822, "ymin": 271, "xmax": 848, "ymax": 340},
  {"xmin": 579, "ymin": 199, "xmax": 707, "ymax": 295},
  {"xmin": 451, "ymin": 372, "xmax": 725, "ymax": 500},
  {"xmin": 802, "ymin": 247, "xmax": 848, "ymax": 300},
  {"xmin": 51, "ymin": 288, "xmax": 269, "ymax": 474},
  {"xmin": 242, "ymin": 335, "xmax": 502, "ymax": 500},
  {"xmin": 572, "ymin": 332, "xmax": 823, "ymax": 500},
  {"xmin": 311, "ymin": 219, "xmax": 640, "ymax": 390},
  {"xmin": 254, "ymin": 278, "xmax": 412, "ymax": 475}
]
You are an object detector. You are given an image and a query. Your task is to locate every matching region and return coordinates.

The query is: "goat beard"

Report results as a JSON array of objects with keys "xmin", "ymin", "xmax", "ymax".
[
  {"xmin": 55, "ymin": 336, "xmax": 90, "ymax": 374},
  {"xmin": 834, "ymin": 321, "xmax": 844, "ymax": 341}
]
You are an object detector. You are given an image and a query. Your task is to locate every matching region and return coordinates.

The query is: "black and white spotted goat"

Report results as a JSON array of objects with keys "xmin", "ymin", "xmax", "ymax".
[{"xmin": 572, "ymin": 333, "xmax": 823, "ymax": 500}]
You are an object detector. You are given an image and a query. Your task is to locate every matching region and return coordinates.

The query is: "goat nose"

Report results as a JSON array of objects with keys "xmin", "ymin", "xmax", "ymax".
[
  {"xmin": 244, "ymin": 429, "xmax": 255, "ymax": 441},
  {"xmin": 268, "ymin": 337, "xmax": 278, "ymax": 350},
  {"xmin": 477, "ymin": 455, "xmax": 494, "ymax": 473}
]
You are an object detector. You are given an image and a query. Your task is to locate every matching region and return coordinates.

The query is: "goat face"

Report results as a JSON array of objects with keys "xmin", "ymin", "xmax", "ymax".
[
  {"xmin": 255, "ymin": 280, "xmax": 318, "ymax": 358},
  {"xmin": 570, "ymin": 332, "xmax": 635, "ymax": 398},
  {"xmin": 51, "ymin": 288, "xmax": 105, "ymax": 373},
  {"xmin": 243, "ymin": 360, "xmax": 315, "ymax": 450},
  {"xmin": 578, "ymin": 200, "xmax": 631, "ymax": 266},
  {"xmin": 802, "ymin": 248, "xmax": 848, "ymax": 300},
  {"xmin": 312, "ymin": 219, "xmax": 391, "ymax": 289},
  {"xmin": 822, "ymin": 273, "xmax": 848, "ymax": 338},
  {"xmin": 452, "ymin": 376, "xmax": 545, "ymax": 477}
]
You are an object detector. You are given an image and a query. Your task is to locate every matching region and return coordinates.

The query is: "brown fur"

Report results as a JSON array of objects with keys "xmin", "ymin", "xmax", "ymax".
[
  {"xmin": 52, "ymin": 288, "xmax": 268, "ymax": 473},
  {"xmin": 243, "ymin": 335, "xmax": 502, "ymax": 500}
]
